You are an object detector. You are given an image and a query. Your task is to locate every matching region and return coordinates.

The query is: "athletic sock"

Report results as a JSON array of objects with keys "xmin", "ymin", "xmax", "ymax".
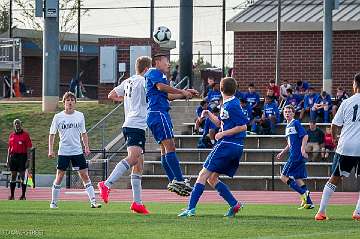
[
  {"xmin": 355, "ymin": 192, "xmax": 360, "ymax": 214},
  {"xmin": 10, "ymin": 181, "xmax": 16, "ymax": 197},
  {"xmin": 165, "ymin": 152, "xmax": 184, "ymax": 181},
  {"xmin": 131, "ymin": 174, "xmax": 142, "ymax": 204},
  {"xmin": 84, "ymin": 181, "xmax": 96, "ymax": 204},
  {"xmin": 286, "ymin": 178, "xmax": 306, "ymax": 195},
  {"xmin": 21, "ymin": 183, "xmax": 27, "ymax": 197},
  {"xmin": 318, "ymin": 182, "xmax": 336, "ymax": 214},
  {"xmin": 160, "ymin": 155, "xmax": 174, "ymax": 182},
  {"xmin": 51, "ymin": 184, "xmax": 61, "ymax": 205},
  {"xmin": 301, "ymin": 184, "xmax": 313, "ymax": 204},
  {"xmin": 215, "ymin": 181, "xmax": 238, "ymax": 207},
  {"xmin": 105, "ymin": 159, "xmax": 130, "ymax": 188},
  {"xmin": 188, "ymin": 183, "xmax": 205, "ymax": 210}
]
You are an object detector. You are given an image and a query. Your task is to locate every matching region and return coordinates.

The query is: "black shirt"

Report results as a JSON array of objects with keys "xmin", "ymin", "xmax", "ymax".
[{"xmin": 307, "ymin": 128, "xmax": 324, "ymax": 144}]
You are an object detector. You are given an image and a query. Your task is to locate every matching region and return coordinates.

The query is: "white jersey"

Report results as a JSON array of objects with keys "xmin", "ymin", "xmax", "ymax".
[
  {"xmin": 332, "ymin": 93, "xmax": 360, "ymax": 156},
  {"xmin": 114, "ymin": 75, "xmax": 147, "ymax": 130},
  {"xmin": 49, "ymin": 110, "xmax": 86, "ymax": 156}
]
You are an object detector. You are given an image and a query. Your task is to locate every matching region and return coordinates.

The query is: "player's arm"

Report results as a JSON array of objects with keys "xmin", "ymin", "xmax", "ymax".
[
  {"xmin": 217, "ymin": 125, "xmax": 247, "ymax": 140},
  {"xmin": 6, "ymin": 147, "xmax": 10, "ymax": 168},
  {"xmin": 276, "ymin": 144, "xmax": 290, "ymax": 160},
  {"xmin": 48, "ymin": 134, "xmax": 56, "ymax": 158},
  {"xmin": 301, "ymin": 134, "xmax": 309, "ymax": 158},
  {"xmin": 331, "ymin": 124, "xmax": 342, "ymax": 145},
  {"xmin": 108, "ymin": 89, "xmax": 124, "ymax": 102},
  {"xmin": 168, "ymin": 93, "xmax": 185, "ymax": 101},
  {"xmin": 81, "ymin": 133, "xmax": 91, "ymax": 156},
  {"xmin": 156, "ymin": 83, "xmax": 193, "ymax": 99},
  {"xmin": 201, "ymin": 110, "xmax": 221, "ymax": 127}
]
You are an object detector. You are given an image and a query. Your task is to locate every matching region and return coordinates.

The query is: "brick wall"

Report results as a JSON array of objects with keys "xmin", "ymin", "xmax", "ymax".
[
  {"xmin": 233, "ymin": 31, "xmax": 360, "ymax": 96},
  {"xmin": 98, "ymin": 38, "xmax": 163, "ymax": 102}
]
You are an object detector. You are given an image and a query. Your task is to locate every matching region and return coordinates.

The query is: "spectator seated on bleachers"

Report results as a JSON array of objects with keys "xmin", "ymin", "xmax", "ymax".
[
  {"xmin": 205, "ymin": 80, "xmax": 221, "ymax": 111},
  {"xmin": 311, "ymin": 91, "xmax": 332, "ymax": 123},
  {"xmin": 332, "ymin": 87, "xmax": 349, "ymax": 116},
  {"xmin": 194, "ymin": 100, "xmax": 208, "ymax": 134},
  {"xmin": 240, "ymin": 98, "xmax": 253, "ymax": 130},
  {"xmin": 280, "ymin": 79, "xmax": 292, "ymax": 103},
  {"xmin": 244, "ymin": 83, "xmax": 261, "ymax": 117},
  {"xmin": 197, "ymin": 107, "xmax": 220, "ymax": 148},
  {"xmin": 251, "ymin": 96, "xmax": 279, "ymax": 135},
  {"xmin": 266, "ymin": 88, "xmax": 278, "ymax": 106},
  {"xmin": 305, "ymin": 120, "xmax": 324, "ymax": 161},
  {"xmin": 284, "ymin": 88, "xmax": 303, "ymax": 113},
  {"xmin": 204, "ymin": 76, "xmax": 215, "ymax": 98},
  {"xmin": 296, "ymin": 80, "xmax": 310, "ymax": 92},
  {"xmin": 300, "ymin": 87, "xmax": 318, "ymax": 121},
  {"xmin": 321, "ymin": 127, "xmax": 336, "ymax": 161},
  {"xmin": 267, "ymin": 79, "xmax": 280, "ymax": 99}
]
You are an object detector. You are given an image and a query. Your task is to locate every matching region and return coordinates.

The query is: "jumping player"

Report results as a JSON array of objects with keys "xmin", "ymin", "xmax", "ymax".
[
  {"xmin": 178, "ymin": 77, "xmax": 247, "ymax": 217},
  {"xmin": 49, "ymin": 92, "xmax": 101, "ymax": 209},
  {"xmin": 145, "ymin": 53, "xmax": 198, "ymax": 196},
  {"xmin": 276, "ymin": 105, "xmax": 314, "ymax": 209},
  {"xmin": 315, "ymin": 73, "xmax": 360, "ymax": 221},
  {"xmin": 97, "ymin": 56, "xmax": 152, "ymax": 214}
]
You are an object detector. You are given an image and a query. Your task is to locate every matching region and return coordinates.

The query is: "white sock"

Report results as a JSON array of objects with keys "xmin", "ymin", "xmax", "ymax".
[
  {"xmin": 131, "ymin": 174, "xmax": 142, "ymax": 204},
  {"xmin": 51, "ymin": 184, "xmax": 61, "ymax": 205},
  {"xmin": 105, "ymin": 159, "xmax": 130, "ymax": 188},
  {"xmin": 318, "ymin": 182, "xmax": 336, "ymax": 214},
  {"xmin": 355, "ymin": 192, "xmax": 360, "ymax": 214},
  {"xmin": 84, "ymin": 181, "xmax": 96, "ymax": 204}
]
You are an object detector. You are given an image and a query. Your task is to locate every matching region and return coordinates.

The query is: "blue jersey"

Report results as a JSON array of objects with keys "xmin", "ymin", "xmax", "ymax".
[
  {"xmin": 144, "ymin": 68, "xmax": 170, "ymax": 112},
  {"xmin": 220, "ymin": 97, "xmax": 247, "ymax": 144},
  {"xmin": 285, "ymin": 119, "xmax": 307, "ymax": 161},
  {"xmin": 240, "ymin": 104, "xmax": 252, "ymax": 123},
  {"xmin": 196, "ymin": 105, "xmax": 204, "ymax": 117},
  {"xmin": 314, "ymin": 94, "xmax": 332, "ymax": 107},
  {"xmin": 244, "ymin": 92, "xmax": 260, "ymax": 107},
  {"xmin": 263, "ymin": 102, "xmax": 280, "ymax": 122},
  {"xmin": 303, "ymin": 93, "xmax": 318, "ymax": 109},
  {"xmin": 285, "ymin": 94, "xmax": 301, "ymax": 107},
  {"xmin": 235, "ymin": 90, "xmax": 243, "ymax": 100},
  {"xmin": 207, "ymin": 89, "xmax": 222, "ymax": 103},
  {"xmin": 203, "ymin": 118, "xmax": 220, "ymax": 137}
]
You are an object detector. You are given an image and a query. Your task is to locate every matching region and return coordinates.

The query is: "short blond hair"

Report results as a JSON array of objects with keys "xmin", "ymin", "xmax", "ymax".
[
  {"xmin": 136, "ymin": 56, "xmax": 152, "ymax": 74},
  {"xmin": 62, "ymin": 91, "xmax": 76, "ymax": 103},
  {"xmin": 284, "ymin": 104, "xmax": 295, "ymax": 113}
]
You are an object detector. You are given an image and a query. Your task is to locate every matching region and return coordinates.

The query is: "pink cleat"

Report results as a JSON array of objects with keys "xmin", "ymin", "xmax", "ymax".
[
  {"xmin": 315, "ymin": 212, "xmax": 328, "ymax": 221},
  {"xmin": 352, "ymin": 211, "xmax": 360, "ymax": 220},
  {"xmin": 130, "ymin": 202, "xmax": 150, "ymax": 214},
  {"xmin": 97, "ymin": 181, "xmax": 110, "ymax": 204}
]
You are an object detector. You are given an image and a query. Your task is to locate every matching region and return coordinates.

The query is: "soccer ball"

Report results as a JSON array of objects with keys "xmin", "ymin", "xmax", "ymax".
[{"xmin": 153, "ymin": 26, "xmax": 171, "ymax": 44}]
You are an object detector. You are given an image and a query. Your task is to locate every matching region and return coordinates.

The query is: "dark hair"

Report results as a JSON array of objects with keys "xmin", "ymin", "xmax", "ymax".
[
  {"xmin": 200, "ymin": 100, "xmax": 207, "ymax": 107},
  {"xmin": 221, "ymin": 77, "xmax": 237, "ymax": 96},
  {"xmin": 321, "ymin": 91, "xmax": 327, "ymax": 97},
  {"xmin": 269, "ymin": 79, "xmax": 275, "ymax": 84},
  {"xmin": 248, "ymin": 83, "xmax": 254, "ymax": 87},
  {"xmin": 212, "ymin": 107, "xmax": 220, "ymax": 114},
  {"xmin": 309, "ymin": 119, "xmax": 316, "ymax": 124},
  {"xmin": 286, "ymin": 88, "xmax": 293, "ymax": 94},
  {"xmin": 240, "ymin": 98, "xmax": 247, "ymax": 104},
  {"xmin": 354, "ymin": 72, "xmax": 360, "ymax": 88}
]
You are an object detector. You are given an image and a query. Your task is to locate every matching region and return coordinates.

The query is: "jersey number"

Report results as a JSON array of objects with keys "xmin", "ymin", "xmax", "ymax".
[{"xmin": 353, "ymin": 104, "xmax": 359, "ymax": 122}]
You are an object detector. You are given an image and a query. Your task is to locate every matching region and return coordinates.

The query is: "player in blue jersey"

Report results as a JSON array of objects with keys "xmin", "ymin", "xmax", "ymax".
[
  {"xmin": 276, "ymin": 105, "xmax": 314, "ymax": 209},
  {"xmin": 262, "ymin": 95, "xmax": 280, "ymax": 134},
  {"xmin": 145, "ymin": 53, "xmax": 198, "ymax": 197},
  {"xmin": 178, "ymin": 77, "xmax": 248, "ymax": 217}
]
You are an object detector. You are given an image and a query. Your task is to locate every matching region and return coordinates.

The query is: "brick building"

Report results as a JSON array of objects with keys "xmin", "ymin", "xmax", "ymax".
[{"xmin": 227, "ymin": 0, "xmax": 360, "ymax": 95}]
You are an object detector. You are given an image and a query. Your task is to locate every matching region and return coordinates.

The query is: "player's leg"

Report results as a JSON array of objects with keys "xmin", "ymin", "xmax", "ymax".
[
  {"xmin": 296, "ymin": 179, "xmax": 314, "ymax": 209},
  {"xmin": 207, "ymin": 172, "xmax": 243, "ymax": 217},
  {"xmin": 18, "ymin": 170, "xmax": 26, "ymax": 200},
  {"xmin": 159, "ymin": 143, "xmax": 174, "ymax": 184},
  {"xmin": 9, "ymin": 171, "xmax": 17, "ymax": 200},
  {"xmin": 178, "ymin": 168, "xmax": 211, "ymax": 217},
  {"xmin": 50, "ymin": 169, "xmax": 65, "ymax": 208},
  {"xmin": 130, "ymin": 156, "xmax": 149, "ymax": 214},
  {"xmin": 323, "ymin": 105, "xmax": 329, "ymax": 123}
]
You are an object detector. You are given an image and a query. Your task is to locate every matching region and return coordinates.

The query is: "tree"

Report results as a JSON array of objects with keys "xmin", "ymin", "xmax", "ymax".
[
  {"xmin": 12, "ymin": 0, "xmax": 89, "ymax": 44},
  {"xmin": 0, "ymin": 1, "xmax": 9, "ymax": 33}
]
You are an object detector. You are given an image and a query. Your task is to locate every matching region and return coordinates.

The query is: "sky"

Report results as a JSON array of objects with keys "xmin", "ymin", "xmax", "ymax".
[{"xmin": 76, "ymin": 0, "xmax": 248, "ymax": 67}]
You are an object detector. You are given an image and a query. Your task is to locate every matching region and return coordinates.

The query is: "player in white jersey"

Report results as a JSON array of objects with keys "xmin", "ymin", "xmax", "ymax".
[
  {"xmin": 49, "ymin": 92, "xmax": 101, "ymax": 209},
  {"xmin": 97, "ymin": 56, "xmax": 152, "ymax": 214},
  {"xmin": 315, "ymin": 73, "xmax": 360, "ymax": 221}
]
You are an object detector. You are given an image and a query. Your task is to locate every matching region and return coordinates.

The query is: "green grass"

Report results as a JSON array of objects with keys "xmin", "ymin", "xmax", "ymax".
[
  {"xmin": 0, "ymin": 102, "xmax": 119, "ymax": 173},
  {"xmin": 0, "ymin": 201, "xmax": 359, "ymax": 239}
]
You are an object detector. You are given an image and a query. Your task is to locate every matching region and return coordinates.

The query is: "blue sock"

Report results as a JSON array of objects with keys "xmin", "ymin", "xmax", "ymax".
[
  {"xmin": 165, "ymin": 152, "xmax": 184, "ymax": 181},
  {"xmin": 161, "ymin": 155, "xmax": 174, "ymax": 182},
  {"xmin": 215, "ymin": 181, "xmax": 238, "ymax": 207},
  {"xmin": 287, "ymin": 179, "xmax": 306, "ymax": 195},
  {"xmin": 188, "ymin": 183, "xmax": 205, "ymax": 210}
]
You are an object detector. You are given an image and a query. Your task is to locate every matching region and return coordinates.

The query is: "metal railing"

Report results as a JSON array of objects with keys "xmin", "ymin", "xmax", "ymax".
[{"xmin": 175, "ymin": 76, "xmax": 190, "ymax": 89}]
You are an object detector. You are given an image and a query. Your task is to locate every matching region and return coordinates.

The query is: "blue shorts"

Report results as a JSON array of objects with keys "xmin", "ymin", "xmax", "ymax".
[
  {"xmin": 203, "ymin": 140, "xmax": 243, "ymax": 177},
  {"xmin": 123, "ymin": 127, "xmax": 146, "ymax": 152},
  {"xmin": 147, "ymin": 111, "xmax": 174, "ymax": 144},
  {"xmin": 281, "ymin": 158, "xmax": 307, "ymax": 179},
  {"xmin": 57, "ymin": 154, "xmax": 87, "ymax": 171}
]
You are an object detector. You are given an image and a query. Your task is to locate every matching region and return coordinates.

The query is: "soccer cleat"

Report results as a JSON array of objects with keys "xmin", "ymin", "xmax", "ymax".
[
  {"xmin": 302, "ymin": 203, "xmax": 315, "ymax": 209},
  {"xmin": 315, "ymin": 212, "xmax": 328, "ymax": 221},
  {"xmin": 178, "ymin": 208, "xmax": 196, "ymax": 217},
  {"xmin": 130, "ymin": 202, "xmax": 150, "ymax": 214},
  {"xmin": 352, "ymin": 211, "xmax": 360, "ymax": 220},
  {"xmin": 168, "ymin": 179, "xmax": 193, "ymax": 197},
  {"xmin": 91, "ymin": 203, "xmax": 102, "ymax": 208},
  {"xmin": 50, "ymin": 203, "xmax": 58, "ymax": 209},
  {"xmin": 8, "ymin": 196, "xmax": 14, "ymax": 200},
  {"xmin": 224, "ymin": 202, "xmax": 243, "ymax": 217},
  {"xmin": 97, "ymin": 181, "xmax": 110, "ymax": 204},
  {"xmin": 19, "ymin": 195, "xmax": 26, "ymax": 200}
]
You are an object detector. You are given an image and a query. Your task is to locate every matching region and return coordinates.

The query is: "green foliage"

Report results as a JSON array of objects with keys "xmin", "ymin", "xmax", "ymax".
[
  {"xmin": 0, "ymin": 202, "xmax": 359, "ymax": 239},
  {"xmin": 0, "ymin": 3, "xmax": 9, "ymax": 34}
]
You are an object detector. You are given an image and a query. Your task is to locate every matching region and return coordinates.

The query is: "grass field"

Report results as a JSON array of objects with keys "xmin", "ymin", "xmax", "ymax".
[
  {"xmin": 0, "ymin": 201, "xmax": 359, "ymax": 239},
  {"xmin": 0, "ymin": 102, "xmax": 119, "ymax": 173}
]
